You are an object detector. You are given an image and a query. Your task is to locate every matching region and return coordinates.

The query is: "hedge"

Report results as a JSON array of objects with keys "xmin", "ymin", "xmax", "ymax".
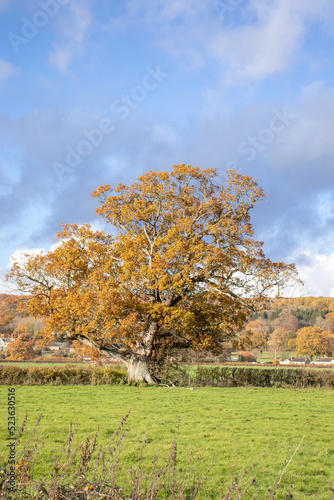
[
  {"xmin": 1, "ymin": 364, "xmax": 334, "ymax": 388},
  {"xmin": 0, "ymin": 365, "xmax": 126, "ymax": 385},
  {"xmin": 193, "ymin": 366, "xmax": 334, "ymax": 388}
]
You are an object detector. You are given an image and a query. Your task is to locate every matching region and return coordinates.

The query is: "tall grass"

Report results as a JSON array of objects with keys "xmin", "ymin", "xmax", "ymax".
[
  {"xmin": 0, "ymin": 412, "xmax": 210, "ymax": 499},
  {"xmin": 0, "ymin": 412, "xmax": 312, "ymax": 500}
]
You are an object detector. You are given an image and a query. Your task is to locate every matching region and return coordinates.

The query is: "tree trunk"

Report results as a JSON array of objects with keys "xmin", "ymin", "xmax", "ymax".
[
  {"xmin": 125, "ymin": 321, "xmax": 159, "ymax": 384},
  {"xmin": 74, "ymin": 321, "xmax": 159, "ymax": 384},
  {"xmin": 126, "ymin": 355, "xmax": 157, "ymax": 384}
]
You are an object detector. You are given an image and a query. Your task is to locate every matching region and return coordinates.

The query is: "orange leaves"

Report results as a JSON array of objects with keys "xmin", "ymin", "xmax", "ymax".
[
  {"xmin": 7, "ymin": 332, "xmax": 36, "ymax": 360},
  {"xmin": 71, "ymin": 340, "xmax": 99, "ymax": 360}
]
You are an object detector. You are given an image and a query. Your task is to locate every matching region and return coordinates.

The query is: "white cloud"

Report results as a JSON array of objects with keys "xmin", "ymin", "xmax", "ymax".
[
  {"xmin": 292, "ymin": 249, "xmax": 334, "ymax": 297},
  {"xmin": 0, "ymin": 248, "xmax": 44, "ymax": 294},
  {"xmin": 8, "ymin": 248, "xmax": 45, "ymax": 267},
  {"xmin": 210, "ymin": 2, "xmax": 304, "ymax": 82},
  {"xmin": 0, "ymin": 272, "xmax": 10, "ymax": 294},
  {"xmin": 0, "ymin": 60, "xmax": 15, "ymax": 81},
  {"xmin": 213, "ymin": 0, "xmax": 334, "ymax": 83},
  {"xmin": 126, "ymin": 0, "xmax": 334, "ymax": 83},
  {"xmin": 48, "ymin": 1, "xmax": 93, "ymax": 73}
]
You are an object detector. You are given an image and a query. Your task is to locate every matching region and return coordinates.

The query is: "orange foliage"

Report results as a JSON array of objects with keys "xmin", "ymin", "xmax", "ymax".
[
  {"xmin": 244, "ymin": 320, "xmax": 269, "ymax": 350},
  {"xmin": 13, "ymin": 322, "xmax": 29, "ymax": 337},
  {"xmin": 71, "ymin": 340, "xmax": 99, "ymax": 360},
  {"xmin": 0, "ymin": 295, "xmax": 17, "ymax": 327},
  {"xmin": 239, "ymin": 350, "xmax": 257, "ymax": 362},
  {"xmin": 7, "ymin": 333, "xmax": 36, "ymax": 360},
  {"xmin": 273, "ymin": 310, "xmax": 299, "ymax": 332}
]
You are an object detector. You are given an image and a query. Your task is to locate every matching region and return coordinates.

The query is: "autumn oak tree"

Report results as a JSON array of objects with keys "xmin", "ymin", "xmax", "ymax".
[{"xmin": 7, "ymin": 165, "xmax": 299, "ymax": 383}]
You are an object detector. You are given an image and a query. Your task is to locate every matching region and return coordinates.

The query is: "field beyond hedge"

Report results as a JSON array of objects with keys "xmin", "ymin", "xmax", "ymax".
[{"xmin": 1, "ymin": 385, "xmax": 334, "ymax": 499}]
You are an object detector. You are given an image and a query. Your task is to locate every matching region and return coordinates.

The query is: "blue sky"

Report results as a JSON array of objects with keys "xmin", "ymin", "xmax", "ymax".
[{"xmin": 1, "ymin": 0, "xmax": 334, "ymax": 296}]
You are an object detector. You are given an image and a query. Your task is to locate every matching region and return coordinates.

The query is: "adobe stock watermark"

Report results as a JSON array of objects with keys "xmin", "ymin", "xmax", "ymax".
[
  {"xmin": 213, "ymin": 0, "xmax": 244, "ymax": 22},
  {"xmin": 52, "ymin": 65, "xmax": 169, "ymax": 182},
  {"xmin": 225, "ymin": 107, "xmax": 298, "ymax": 172},
  {"xmin": 7, "ymin": 0, "xmax": 70, "ymax": 54}
]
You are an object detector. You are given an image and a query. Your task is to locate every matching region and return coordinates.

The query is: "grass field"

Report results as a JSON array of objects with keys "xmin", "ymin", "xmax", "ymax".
[{"xmin": 1, "ymin": 385, "xmax": 333, "ymax": 499}]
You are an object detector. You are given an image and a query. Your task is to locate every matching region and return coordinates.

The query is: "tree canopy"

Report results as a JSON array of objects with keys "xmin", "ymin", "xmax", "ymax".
[{"xmin": 7, "ymin": 165, "xmax": 299, "ymax": 382}]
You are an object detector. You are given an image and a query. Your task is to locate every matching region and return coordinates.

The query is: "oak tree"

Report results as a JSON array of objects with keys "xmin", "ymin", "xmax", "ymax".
[{"xmin": 7, "ymin": 165, "xmax": 298, "ymax": 383}]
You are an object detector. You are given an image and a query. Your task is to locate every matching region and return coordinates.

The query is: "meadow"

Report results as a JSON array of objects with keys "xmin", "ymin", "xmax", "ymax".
[{"xmin": 1, "ymin": 385, "xmax": 334, "ymax": 499}]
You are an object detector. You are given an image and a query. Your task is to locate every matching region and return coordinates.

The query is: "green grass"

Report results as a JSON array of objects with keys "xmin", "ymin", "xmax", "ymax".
[
  {"xmin": 256, "ymin": 351, "xmax": 292, "ymax": 363},
  {"xmin": 1, "ymin": 386, "xmax": 333, "ymax": 499}
]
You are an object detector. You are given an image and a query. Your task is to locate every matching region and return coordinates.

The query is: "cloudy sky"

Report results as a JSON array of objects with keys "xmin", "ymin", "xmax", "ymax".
[{"xmin": 1, "ymin": 0, "xmax": 334, "ymax": 296}]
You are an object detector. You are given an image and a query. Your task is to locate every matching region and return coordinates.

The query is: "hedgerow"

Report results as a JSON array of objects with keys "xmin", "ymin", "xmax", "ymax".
[
  {"xmin": 193, "ymin": 366, "xmax": 334, "ymax": 388},
  {"xmin": 1, "ymin": 364, "xmax": 334, "ymax": 388},
  {"xmin": 0, "ymin": 365, "xmax": 126, "ymax": 386}
]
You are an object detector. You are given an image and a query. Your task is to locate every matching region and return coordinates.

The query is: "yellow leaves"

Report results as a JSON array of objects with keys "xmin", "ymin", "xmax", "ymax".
[
  {"xmin": 294, "ymin": 326, "xmax": 334, "ymax": 357},
  {"xmin": 232, "ymin": 331, "xmax": 254, "ymax": 351},
  {"xmin": 84, "ymin": 484, "xmax": 94, "ymax": 491},
  {"xmin": 90, "ymin": 184, "xmax": 112, "ymax": 199}
]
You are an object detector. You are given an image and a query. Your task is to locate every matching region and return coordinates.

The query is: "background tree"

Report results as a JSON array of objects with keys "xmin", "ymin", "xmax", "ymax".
[
  {"xmin": 294, "ymin": 326, "xmax": 334, "ymax": 357},
  {"xmin": 267, "ymin": 327, "xmax": 296, "ymax": 352},
  {"xmin": 321, "ymin": 312, "xmax": 334, "ymax": 332},
  {"xmin": 272, "ymin": 310, "xmax": 299, "ymax": 332},
  {"xmin": 0, "ymin": 297, "xmax": 15, "ymax": 327},
  {"xmin": 7, "ymin": 330, "xmax": 36, "ymax": 360},
  {"xmin": 267, "ymin": 327, "xmax": 282, "ymax": 352},
  {"xmin": 0, "ymin": 295, "xmax": 18, "ymax": 336},
  {"xmin": 236, "ymin": 319, "xmax": 269, "ymax": 353},
  {"xmin": 7, "ymin": 165, "xmax": 299, "ymax": 383}
]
